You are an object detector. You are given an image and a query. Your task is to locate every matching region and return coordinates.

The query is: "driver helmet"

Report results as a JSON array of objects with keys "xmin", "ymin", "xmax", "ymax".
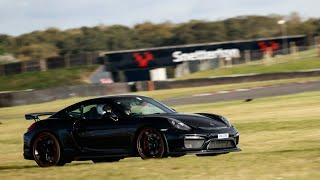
[
  {"xmin": 97, "ymin": 104, "xmax": 106, "ymax": 115},
  {"xmin": 103, "ymin": 105, "xmax": 112, "ymax": 113}
]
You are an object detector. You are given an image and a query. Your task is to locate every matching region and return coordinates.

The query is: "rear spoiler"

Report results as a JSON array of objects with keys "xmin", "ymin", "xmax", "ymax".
[{"xmin": 25, "ymin": 112, "xmax": 56, "ymax": 122}]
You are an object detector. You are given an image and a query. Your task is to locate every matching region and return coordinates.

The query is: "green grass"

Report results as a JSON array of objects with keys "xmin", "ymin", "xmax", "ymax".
[
  {"xmin": 0, "ymin": 65, "xmax": 98, "ymax": 91},
  {"xmin": 180, "ymin": 49, "xmax": 320, "ymax": 79},
  {"xmin": 0, "ymin": 91, "xmax": 319, "ymax": 179}
]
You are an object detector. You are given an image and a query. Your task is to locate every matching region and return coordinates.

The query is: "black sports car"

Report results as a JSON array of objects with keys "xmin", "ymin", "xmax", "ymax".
[{"xmin": 23, "ymin": 95, "xmax": 240, "ymax": 167}]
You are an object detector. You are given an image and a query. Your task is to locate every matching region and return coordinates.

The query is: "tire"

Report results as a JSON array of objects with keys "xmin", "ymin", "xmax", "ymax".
[
  {"xmin": 92, "ymin": 158, "xmax": 121, "ymax": 163},
  {"xmin": 136, "ymin": 127, "xmax": 166, "ymax": 159},
  {"xmin": 32, "ymin": 132, "xmax": 65, "ymax": 167}
]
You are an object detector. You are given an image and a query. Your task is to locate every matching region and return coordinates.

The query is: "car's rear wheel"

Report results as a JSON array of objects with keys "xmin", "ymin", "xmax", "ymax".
[
  {"xmin": 136, "ymin": 128, "xmax": 166, "ymax": 159},
  {"xmin": 32, "ymin": 132, "xmax": 65, "ymax": 167}
]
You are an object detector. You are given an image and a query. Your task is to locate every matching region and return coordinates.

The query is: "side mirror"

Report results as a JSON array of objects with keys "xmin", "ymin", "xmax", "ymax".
[{"xmin": 105, "ymin": 112, "xmax": 119, "ymax": 121}]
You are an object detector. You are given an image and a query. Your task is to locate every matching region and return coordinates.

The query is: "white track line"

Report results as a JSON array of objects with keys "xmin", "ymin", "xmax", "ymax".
[
  {"xmin": 192, "ymin": 93, "xmax": 213, "ymax": 97},
  {"xmin": 234, "ymin": 88, "xmax": 250, "ymax": 92},
  {"xmin": 193, "ymin": 87, "xmax": 260, "ymax": 97},
  {"xmin": 217, "ymin": 91, "xmax": 230, "ymax": 94}
]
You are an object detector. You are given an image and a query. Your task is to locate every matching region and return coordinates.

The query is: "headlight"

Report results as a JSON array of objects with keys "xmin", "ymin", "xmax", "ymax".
[{"xmin": 168, "ymin": 118, "xmax": 191, "ymax": 131}]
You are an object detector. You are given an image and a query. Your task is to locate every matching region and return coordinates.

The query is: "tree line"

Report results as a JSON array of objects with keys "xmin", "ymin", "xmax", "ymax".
[{"xmin": 0, "ymin": 13, "xmax": 319, "ymax": 61}]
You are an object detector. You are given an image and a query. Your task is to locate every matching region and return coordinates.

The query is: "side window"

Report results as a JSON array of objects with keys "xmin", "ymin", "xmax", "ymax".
[
  {"xmin": 83, "ymin": 104, "xmax": 96, "ymax": 114},
  {"xmin": 82, "ymin": 104, "xmax": 99, "ymax": 120},
  {"xmin": 68, "ymin": 106, "xmax": 82, "ymax": 118},
  {"xmin": 130, "ymin": 102, "xmax": 164, "ymax": 115},
  {"xmin": 68, "ymin": 103, "xmax": 116, "ymax": 120}
]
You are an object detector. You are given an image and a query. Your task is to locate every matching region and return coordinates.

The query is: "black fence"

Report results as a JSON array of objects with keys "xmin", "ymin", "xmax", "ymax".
[{"xmin": 0, "ymin": 52, "xmax": 100, "ymax": 76}]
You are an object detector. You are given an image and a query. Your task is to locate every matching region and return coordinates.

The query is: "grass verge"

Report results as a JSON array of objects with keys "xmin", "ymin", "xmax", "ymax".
[{"xmin": 0, "ymin": 91, "xmax": 319, "ymax": 179}]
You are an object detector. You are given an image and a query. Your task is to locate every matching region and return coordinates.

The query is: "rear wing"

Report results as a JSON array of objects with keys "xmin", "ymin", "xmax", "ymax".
[{"xmin": 25, "ymin": 112, "xmax": 56, "ymax": 122}]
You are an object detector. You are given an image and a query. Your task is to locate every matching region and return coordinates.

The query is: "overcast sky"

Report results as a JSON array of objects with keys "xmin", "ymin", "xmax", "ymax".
[{"xmin": 0, "ymin": 0, "xmax": 319, "ymax": 36}]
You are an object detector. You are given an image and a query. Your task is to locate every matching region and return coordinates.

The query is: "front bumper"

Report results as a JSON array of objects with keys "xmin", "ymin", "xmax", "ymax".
[
  {"xmin": 183, "ymin": 147, "xmax": 241, "ymax": 156},
  {"xmin": 164, "ymin": 127, "xmax": 241, "ymax": 155}
]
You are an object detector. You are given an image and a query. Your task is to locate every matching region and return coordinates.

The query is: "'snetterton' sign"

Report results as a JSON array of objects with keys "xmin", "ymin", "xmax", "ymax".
[{"xmin": 172, "ymin": 49, "xmax": 241, "ymax": 62}]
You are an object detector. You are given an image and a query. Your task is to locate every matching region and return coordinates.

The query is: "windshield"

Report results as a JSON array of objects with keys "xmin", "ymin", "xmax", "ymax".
[{"xmin": 112, "ymin": 96, "xmax": 175, "ymax": 116}]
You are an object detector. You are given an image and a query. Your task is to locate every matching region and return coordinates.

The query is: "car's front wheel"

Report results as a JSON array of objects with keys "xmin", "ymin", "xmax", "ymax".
[
  {"xmin": 136, "ymin": 128, "xmax": 166, "ymax": 159},
  {"xmin": 32, "ymin": 132, "xmax": 65, "ymax": 167}
]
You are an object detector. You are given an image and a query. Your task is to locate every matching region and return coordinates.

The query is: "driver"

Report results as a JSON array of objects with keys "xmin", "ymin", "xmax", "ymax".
[
  {"xmin": 115, "ymin": 101, "xmax": 131, "ymax": 115},
  {"xmin": 97, "ymin": 104, "xmax": 114, "ymax": 116},
  {"xmin": 103, "ymin": 105, "xmax": 113, "ymax": 113},
  {"xmin": 98, "ymin": 104, "xmax": 119, "ymax": 121},
  {"xmin": 97, "ymin": 104, "xmax": 106, "ymax": 116}
]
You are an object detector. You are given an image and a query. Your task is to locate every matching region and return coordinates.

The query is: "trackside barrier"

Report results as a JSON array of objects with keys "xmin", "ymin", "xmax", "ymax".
[{"xmin": 1, "ymin": 69, "xmax": 320, "ymax": 107}]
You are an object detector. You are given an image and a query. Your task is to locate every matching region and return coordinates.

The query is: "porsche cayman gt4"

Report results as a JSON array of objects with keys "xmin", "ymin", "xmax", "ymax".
[{"xmin": 23, "ymin": 95, "xmax": 240, "ymax": 167}]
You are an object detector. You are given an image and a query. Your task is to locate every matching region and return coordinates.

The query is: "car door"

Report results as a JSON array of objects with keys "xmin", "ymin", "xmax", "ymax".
[{"xmin": 71, "ymin": 101, "xmax": 134, "ymax": 155}]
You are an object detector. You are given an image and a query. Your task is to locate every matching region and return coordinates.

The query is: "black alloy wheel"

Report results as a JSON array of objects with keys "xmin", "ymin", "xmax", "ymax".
[
  {"xmin": 136, "ymin": 128, "xmax": 165, "ymax": 159},
  {"xmin": 32, "ymin": 132, "xmax": 64, "ymax": 167}
]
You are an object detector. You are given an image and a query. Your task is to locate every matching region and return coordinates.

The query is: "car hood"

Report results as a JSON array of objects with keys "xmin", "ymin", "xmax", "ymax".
[{"xmin": 143, "ymin": 113, "xmax": 228, "ymax": 128}]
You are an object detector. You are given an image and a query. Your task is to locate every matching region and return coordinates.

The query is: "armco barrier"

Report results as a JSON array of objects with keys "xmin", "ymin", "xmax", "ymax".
[
  {"xmin": 151, "ymin": 70, "xmax": 320, "ymax": 90},
  {"xmin": 1, "ymin": 69, "xmax": 320, "ymax": 107},
  {"xmin": 0, "ymin": 83, "xmax": 130, "ymax": 107}
]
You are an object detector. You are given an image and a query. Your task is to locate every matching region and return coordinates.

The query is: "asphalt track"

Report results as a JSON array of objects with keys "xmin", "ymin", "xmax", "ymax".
[{"xmin": 163, "ymin": 81, "xmax": 320, "ymax": 106}]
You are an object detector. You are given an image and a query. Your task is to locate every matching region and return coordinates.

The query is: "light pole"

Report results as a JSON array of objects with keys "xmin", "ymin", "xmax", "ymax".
[{"xmin": 277, "ymin": 20, "xmax": 288, "ymax": 54}]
